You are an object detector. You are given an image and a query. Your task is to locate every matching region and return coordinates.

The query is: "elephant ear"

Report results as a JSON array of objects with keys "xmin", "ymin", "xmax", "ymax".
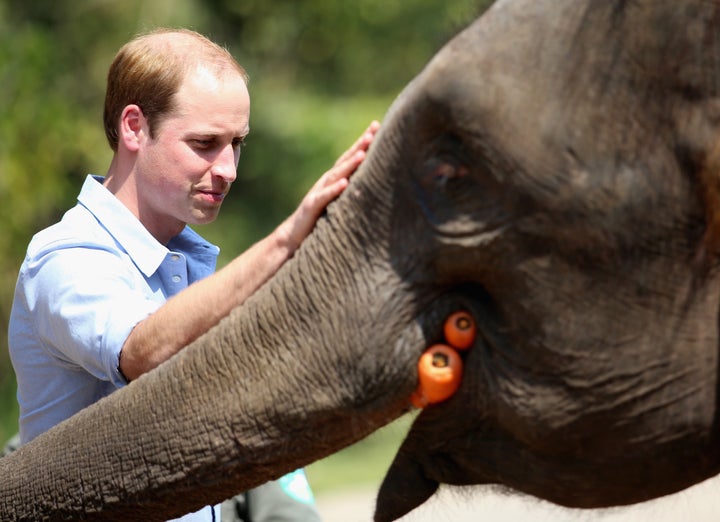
[{"xmin": 373, "ymin": 439, "xmax": 439, "ymax": 522}]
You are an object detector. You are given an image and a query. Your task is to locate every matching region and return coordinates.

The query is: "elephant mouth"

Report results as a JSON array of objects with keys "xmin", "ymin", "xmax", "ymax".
[
  {"xmin": 373, "ymin": 386, "xmax": 494, "ymax": 522},
  {"xmin": 369, "ymin": 286, "xmax": 500, "ymax": 521}
]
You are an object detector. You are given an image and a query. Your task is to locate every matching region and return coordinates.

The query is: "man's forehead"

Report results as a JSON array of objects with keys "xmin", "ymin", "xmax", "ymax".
[
  {"xmin": 181, "ymin": 63, "xmax": 247, "ymax": 92},
  {"xmin": 162, "ymin": 71, "xmax": 250, "ymax": 138}
]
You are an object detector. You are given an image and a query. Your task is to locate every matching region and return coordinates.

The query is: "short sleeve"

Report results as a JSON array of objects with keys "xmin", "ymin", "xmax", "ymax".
[{"xmin": 21, "ymin": 243, "xmax": 164, "ymax": 388}]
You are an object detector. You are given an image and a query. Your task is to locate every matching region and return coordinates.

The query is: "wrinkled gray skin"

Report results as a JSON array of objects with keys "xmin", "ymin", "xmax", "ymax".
[{"xmin": 2, "ymin": 0, "xmax": 720, "ymax": 520}]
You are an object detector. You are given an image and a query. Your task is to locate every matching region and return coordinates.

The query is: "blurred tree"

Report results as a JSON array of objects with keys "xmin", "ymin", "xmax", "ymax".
[
  {"xmin": 0, "ymin": 0, "xmax": 492, "ymax": 442},
  {"xmin": 203, "ymin": 0, "xmax": 479, "ymax": 95}
]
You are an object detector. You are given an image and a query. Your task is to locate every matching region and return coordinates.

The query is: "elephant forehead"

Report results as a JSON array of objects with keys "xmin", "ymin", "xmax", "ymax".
[
  {"xmin": 418, "ymin": 0, "xmax": 692, "ymax": 157},
  {"xmin": 405, "ymin": 8, "xmax": 707, "ymax": 258}
]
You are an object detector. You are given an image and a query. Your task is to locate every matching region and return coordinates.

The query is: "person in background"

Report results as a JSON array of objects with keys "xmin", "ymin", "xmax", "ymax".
[{"xmin": 6, "ymin": 27, "xmax": 379, "ymax": 522}]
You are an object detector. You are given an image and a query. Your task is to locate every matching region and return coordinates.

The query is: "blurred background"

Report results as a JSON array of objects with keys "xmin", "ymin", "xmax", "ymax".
[{"xmin": 0, "ymin": 0, "xmax": 491, "ymax": 499}]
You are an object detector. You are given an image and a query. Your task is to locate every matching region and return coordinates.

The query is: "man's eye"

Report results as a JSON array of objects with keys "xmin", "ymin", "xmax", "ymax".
[
  {"xmin": 194, "ymin": 139, "xmax": 213, "ymax": 148},
  {"xmin": 232, "ymin": 138, "xmax": 246, "ymax": 150}
]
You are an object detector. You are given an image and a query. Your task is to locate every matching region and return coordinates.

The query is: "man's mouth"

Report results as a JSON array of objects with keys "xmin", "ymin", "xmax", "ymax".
[{"xmin": 197, "ymin": 190, "xmax": 226, "ymax": 203}]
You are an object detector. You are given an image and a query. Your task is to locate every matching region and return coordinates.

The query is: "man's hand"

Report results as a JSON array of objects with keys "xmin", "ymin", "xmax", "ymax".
[{"xmin": 277, "ymin": 120, "xmax": 381, "ymax": 254}]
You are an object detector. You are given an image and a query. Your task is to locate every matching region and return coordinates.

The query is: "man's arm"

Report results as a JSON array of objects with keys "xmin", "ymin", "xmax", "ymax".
[{"xmin": 119, "ymin": 121, "xmax": 380, "ymax": 381}]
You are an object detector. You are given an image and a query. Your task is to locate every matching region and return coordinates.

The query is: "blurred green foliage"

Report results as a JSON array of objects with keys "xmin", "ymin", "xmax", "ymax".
[{"xmin": 0, "ymin": 0, "xmax": 491, "ymax": 453}]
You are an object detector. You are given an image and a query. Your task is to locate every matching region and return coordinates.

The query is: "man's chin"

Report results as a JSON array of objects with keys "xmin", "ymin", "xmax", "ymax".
[{"xmin": 187, "ymin": 212, "xmax": 220, "ymax": 228}]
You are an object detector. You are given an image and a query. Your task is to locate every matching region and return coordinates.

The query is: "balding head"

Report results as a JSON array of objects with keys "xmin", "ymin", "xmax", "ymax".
[{"xmin": 103, "ymin": 28, "xmax": 248, "ymax": 151}]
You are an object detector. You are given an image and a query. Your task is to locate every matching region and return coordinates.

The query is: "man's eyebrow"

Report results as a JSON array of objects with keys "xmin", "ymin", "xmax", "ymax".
[{"xmin": 186, "ymin": 130, "xmax": 247, "ymax": 139}]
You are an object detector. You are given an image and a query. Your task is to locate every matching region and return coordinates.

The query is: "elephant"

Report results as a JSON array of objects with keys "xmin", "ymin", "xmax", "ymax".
[{"xmin": 2, "ymin": 0, "xmax": 720, "ymax": 520}]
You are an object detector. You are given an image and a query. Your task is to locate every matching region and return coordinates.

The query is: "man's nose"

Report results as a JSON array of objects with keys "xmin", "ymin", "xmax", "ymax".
[{"xmin": 210, "ymin": 143, "xmax": 238, "ymax": 182}]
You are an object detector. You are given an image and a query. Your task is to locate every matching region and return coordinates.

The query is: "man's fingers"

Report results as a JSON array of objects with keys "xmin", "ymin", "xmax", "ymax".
[
  {"xmin": 318, "ymin": 149, "xmax": 365, "ymax": 190},
  {"xmin": 334, "ymin": 120, "xmax": 380, "ymax": 166},
  {"xmin": 312, "ymin": 177, "xmax": 349, "ymax": 211}
]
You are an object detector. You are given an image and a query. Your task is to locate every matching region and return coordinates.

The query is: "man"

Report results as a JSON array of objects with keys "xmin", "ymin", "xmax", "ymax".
[{"xmin": 8, "ymin": 28, "xmax": 379, "ymax": 521}]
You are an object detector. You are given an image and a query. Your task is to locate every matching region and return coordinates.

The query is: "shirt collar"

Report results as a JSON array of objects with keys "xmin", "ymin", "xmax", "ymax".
[{"xmin": 76, "ymin": 175, "xmax": 218, "ymax": 277}]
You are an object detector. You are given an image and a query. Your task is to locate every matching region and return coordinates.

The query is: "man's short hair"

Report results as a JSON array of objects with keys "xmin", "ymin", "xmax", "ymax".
[{"xmin": 103, "ymin": 28, "xmax": 248, "ymax": 151}]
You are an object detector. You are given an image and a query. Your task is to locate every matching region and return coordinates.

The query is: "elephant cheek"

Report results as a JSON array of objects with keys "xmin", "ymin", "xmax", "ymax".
[{"xmin": 374, "ymin": 448, "xmax": 439, "ymax": 522}]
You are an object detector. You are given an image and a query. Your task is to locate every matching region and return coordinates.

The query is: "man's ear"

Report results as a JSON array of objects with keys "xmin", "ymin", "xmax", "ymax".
[{"xmin": 118, "ymin": 104, "xmax": 145, "ymax": 153}]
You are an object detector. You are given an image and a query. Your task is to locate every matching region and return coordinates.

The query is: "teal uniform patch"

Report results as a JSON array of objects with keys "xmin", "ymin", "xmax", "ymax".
[{"xmin": 278, "ymin": 469, "xmax": 316, "ymax": 505}]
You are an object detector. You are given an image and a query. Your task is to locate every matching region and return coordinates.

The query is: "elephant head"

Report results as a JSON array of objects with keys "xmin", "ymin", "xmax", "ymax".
[
  {"xmin": 373, "ymin": 0, "xmax": 720, "ymax": 518},
  {"xmin": 2, "ymin": 0, "xmax": 720, "ymax": 520}
]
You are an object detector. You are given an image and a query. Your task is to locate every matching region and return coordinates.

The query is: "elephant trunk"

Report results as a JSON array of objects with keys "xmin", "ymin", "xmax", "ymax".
[{"xmin": 0, "ymin": 118, "xmax": 422, "ymax": 520}]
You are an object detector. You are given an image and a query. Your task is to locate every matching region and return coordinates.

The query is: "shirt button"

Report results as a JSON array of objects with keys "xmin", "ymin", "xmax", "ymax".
[
  {"xmin": 172, "ymin": 275, "xmax": 181, "ymax": 283},
  {"xmin": 170, "ymin": 254, "xmax": 180, "ymax": 262}
]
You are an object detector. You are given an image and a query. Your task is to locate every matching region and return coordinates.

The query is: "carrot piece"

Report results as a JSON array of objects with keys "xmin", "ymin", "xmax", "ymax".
[
  {"xmin": 443, "ymin": 310, "xmax": 476, "ymax": 350},
  {"xmin": 410, "ymin": 344, "xmax": 463, "ymax": 408}
]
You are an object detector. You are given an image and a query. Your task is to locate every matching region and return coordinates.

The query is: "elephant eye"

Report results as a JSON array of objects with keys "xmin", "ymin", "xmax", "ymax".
[
  {"xmin": 428, "ymin": 158, "xmax": 470, "ymax": 190},
  {"xmin": 413, "ymin": 152, "xmax": 477, "ymax": 231},
  {"xmin": 416, "ymin": 131, "xmax": 474, "ymax": 199},
  {"xmin": 411, "ymin": 134, "xmax": 518, "ymax": 237}
]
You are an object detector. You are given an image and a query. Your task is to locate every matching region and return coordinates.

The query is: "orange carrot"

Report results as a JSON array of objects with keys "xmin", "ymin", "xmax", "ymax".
[
  {"xmin": 410, "ymin": 344, "xmax": 463, "ymax": 408},
  {"xmin": 443, "ymin": 310, "xmax": 476, "ymax": 350}
]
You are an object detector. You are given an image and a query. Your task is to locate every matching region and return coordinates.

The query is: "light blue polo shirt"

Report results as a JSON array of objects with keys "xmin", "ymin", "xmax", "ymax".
[{"xmin": 9, "ymin": 175, "xmax": 221, "ymax": 521}]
